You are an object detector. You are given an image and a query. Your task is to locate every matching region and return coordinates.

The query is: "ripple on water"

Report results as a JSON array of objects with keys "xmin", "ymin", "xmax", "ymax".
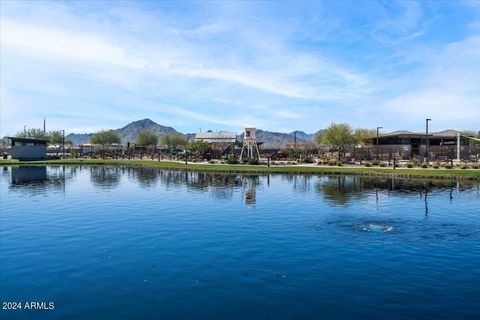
[{"xmin": 361, "ymin": 223, "xmax": 395, "ymax": 233}]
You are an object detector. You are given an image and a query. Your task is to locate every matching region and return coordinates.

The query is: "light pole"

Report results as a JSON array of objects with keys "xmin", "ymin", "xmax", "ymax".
[
  {"xmin": 376, "ymin": 126, "xmax": 383, "ymax": 161},
  {"xmin": 24, "ymin": 125, "xmax": 27, "ymax": 135},
  {"xmin": 62, "ymin": 129, "xmax": 65, "ymax": 158},
  {"xmin": 425, "ymin": 118, "xmax": 431, "ymax": 163}
]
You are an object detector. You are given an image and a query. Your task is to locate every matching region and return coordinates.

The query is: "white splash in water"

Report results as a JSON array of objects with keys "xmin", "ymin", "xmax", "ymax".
[{"xmin": 362, "ymin": 224, "xmax": 394, "ymax": 233}]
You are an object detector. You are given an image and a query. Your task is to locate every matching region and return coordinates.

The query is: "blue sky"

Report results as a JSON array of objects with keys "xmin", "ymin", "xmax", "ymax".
[{"xmin": 1, "ymin": 0, "xmax": 479, "ymax": 136}]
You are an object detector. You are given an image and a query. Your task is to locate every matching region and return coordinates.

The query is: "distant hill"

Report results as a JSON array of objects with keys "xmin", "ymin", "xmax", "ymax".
[
  {"xmin": 66, "ymin": 118, "xmax": 180, "ymax": 145},
  {"xmin": 116, "ymin": 118, "xmax": 178, "ymax": 144},
  {"xmin": 66, "ymin": 118, "xmax": 322, "ymax": 148},
  {"xmin": 239, "ymin": 129, "xmax": 321, "ymax": 149},
  {"xmin": 66, "ymin": 133, "xmax": 92, "ymax": 146}
]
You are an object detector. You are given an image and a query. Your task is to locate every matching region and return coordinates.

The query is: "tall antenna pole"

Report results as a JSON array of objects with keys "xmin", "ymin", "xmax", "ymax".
[
  {"xmin": 294, "ymin": 131, "xmax": 297, "ymax": 158},
  {"xmin": 43, "ymin": 118, "xmax": 46, "ymax": 133}
]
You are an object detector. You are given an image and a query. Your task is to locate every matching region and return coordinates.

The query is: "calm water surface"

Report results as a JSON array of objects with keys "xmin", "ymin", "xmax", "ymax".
[{"xmin": 0, "ymin": 166, "xmax": 479, "ymax": 319}]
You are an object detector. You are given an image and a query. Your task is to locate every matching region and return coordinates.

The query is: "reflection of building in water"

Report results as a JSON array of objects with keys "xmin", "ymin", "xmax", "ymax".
[
  {"xmin": 12, "ymin": 166, "xmax": 47, "ymax": 184},
  {"xmin": 242, "ymin": 176, "xmax": 259, "ymax": 206},
  {"xmin": 188, "ymin": 173, "xmax": 241, "ymax": 200},
  {"xmin": 9, "ymin": 166, "xmax": 69, "ymax": 195}
]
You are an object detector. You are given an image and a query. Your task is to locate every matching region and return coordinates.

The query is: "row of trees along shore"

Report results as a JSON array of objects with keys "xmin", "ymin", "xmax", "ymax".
[
  {"xmin": 10, "ymin": 124, "xmax": 478, "ymax": 160},
  {"xmin": 89, "ymin": 130, "xmax": 210, "ymax": 158},
  {"xmin": 9, "ymin": 125, "xmax": 377, "ymax": 161}
]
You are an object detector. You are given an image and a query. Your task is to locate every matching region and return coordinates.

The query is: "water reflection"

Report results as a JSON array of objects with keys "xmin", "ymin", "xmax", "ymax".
[
  {"xmin": 314, "ymin": 175, "xmax": 473, "ymax": 210},
  {"xmin": 315, "ymin": 176, "xmax": 366, "ymax": 206},
  {"xmin": 12, "ymin": 166, "xmax": 47, "ymax": 184},
  {"xmin": 242, "ymin": 176, "xmax": 260, "ymax": 206},
  {"xmin": 3, "ymin": 166, "xmax": 479, "ymax": 208},
  {"xmin": 90, "ymin": 166, "xmax": 122, "ymax": 189},
  {"xmin": 8, "ymin": 166, "xmax": 70, "ymax": 195}
]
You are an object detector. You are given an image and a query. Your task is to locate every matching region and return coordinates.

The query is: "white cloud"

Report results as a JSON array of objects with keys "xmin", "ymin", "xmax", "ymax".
[
  {"xmin": 1, "ymin": 20, "xmax": 138, "ymax": 68},
  {"xmin": 1, "ymin": 12, "xmax": 370, "ymax": 102},
  {"xmin": 378, "ymin": 35, "xmax": 480, "ymax": 130}
]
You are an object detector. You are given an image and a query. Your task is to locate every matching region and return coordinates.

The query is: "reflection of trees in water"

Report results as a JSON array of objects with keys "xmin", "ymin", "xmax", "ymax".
[
  {"xmin": 126, "ymin": 166, "xmax": 160, "ymax": 188},
  {"xmin": 316, "ymin": 176, "xmax": 367, "ymax": 206},
  {"xmin": 122, "ymin": 168, "xmax": 244, "ymax": 200},
  {"xmin": 315, "ymin": 175, "xmax": 478, "ymax": 207},
  {"xmin": 90, "ymin": 166, "xmax": 122, "ymax": 189},
  {"xmin": 280, "ymin": 175, "xmax": 313, "ymax": 193},
  {"xmin": 47, "ymin": 165, "xmax": 78, "ymax": 183}
]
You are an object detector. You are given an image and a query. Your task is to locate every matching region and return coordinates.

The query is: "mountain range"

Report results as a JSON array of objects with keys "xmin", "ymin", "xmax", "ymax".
[
  {"xmin": 66, "ymin": 118, "xmax": 320, "ymax": 149},
  {"xmin": 67, "ymin": 118, "xmax": 179, "ymax": 145}
]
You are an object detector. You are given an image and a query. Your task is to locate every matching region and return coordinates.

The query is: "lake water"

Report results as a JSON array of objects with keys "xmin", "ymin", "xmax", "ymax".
[{"xmin": 1, "ymin": 166, "xmax": 479, "ymax": 320}]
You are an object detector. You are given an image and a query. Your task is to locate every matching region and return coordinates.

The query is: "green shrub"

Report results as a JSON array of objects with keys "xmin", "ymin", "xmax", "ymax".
[
  {"xmin": 303, "ymin": 156, "xmax": 314, "ymax": 163},
  {"xmin": 460, "ymin": 165, "xmax": 469, "ymax": 169},
  {"xmin": 328, "ymin": 160, "xmax": 336, "ymax": 166},
  {"xmin": 247, "ymin": 158, "xmax": 259, "ymax": 165},
  {"xmin": 444, "ymin": 164, "xmax": 453, "ymax": 169},
  {"xmin": 336, "ymin": 162, "xmax": 343, "ymax": 166},
  {"xmin": 433, "ymin": 165, "xmax": 439, "ymax": 169},
  {"xmin": 364, "ymin": 162, "xmax": 371, "ymax": 167},
  {"xmin": 407, "ymin": 163, "xmax": 414, "ymax": 168},
  {"xmin": 379, "ymin": 162, "xmax": 387, "ymax": 167},
  {"xmin": 472, "ymin": 164, "xmax": 479, "ymax": 169},
  {"xmin": 421, "ymin": 163, "xmax": 428, "ymax": 168},
  {"xmin": 226, "ymin": 155, "xmax": 239, "ymax": 164}
]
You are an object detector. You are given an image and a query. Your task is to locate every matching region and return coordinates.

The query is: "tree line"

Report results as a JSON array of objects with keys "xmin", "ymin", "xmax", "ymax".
[
  {"xmin": 10, "ymin": 124, "xmax": 479, "ymax": 159},
  {"xmin": 89, "ymin": 130, "xmax": 210, "ymax": 157}
]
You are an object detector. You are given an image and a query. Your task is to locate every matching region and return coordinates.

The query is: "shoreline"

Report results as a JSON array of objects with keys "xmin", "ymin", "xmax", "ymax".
[{"xmin": 1, "ymin": 159, "xmax": 479, "ymax": 180}]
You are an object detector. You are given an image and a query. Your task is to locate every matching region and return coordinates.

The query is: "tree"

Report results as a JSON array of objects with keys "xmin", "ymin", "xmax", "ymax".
[
  {"xmin": 15, "ymin": 128, "xmax": 49, "ymax": 139},
  {"xmin": 315, "ymin": 123, "xmax": 356, "ymax": 160},
  {"xmin": 160, "ymin": 133, "xmax": 188, "ymax": 153},
  {"xmin": 135, "ymin": 130, "xmax": 158, "ymax": 146},
  {"xmin": 48, "ymin": 130, "xmax": 72, "ymax": 155},
  {"xmin": 353, "ymin": 128, "xmax": 376, "ymax": 146},
  {"xmin": 280, "ymin": 147, "xmax": 296, "ymax": 159},
  {"xmin": 186, "ymin": 140, "xmax": 209, "ymax": 157},
  {"xmin": 0, "ymin": 137, "xmax": 9, "ymax": 149},
  {"xmin": 91, "ymin": 130, "xmax": 121, "ymax": 148}
]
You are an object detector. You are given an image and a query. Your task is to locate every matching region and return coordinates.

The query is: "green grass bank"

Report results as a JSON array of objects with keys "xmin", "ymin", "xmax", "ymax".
[{"xmin": 1, "ymin": 159, "xmax": 479, "ymax": 180}]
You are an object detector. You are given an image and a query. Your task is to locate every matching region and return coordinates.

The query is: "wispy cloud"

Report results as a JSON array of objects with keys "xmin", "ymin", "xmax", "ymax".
[
  {"xmin": 1, "ymin": 10, "xmax": 370, "ymax": 101},
  {"xmin": 371, "ymin": 1, "xmax": 426, "ymax": 45}
]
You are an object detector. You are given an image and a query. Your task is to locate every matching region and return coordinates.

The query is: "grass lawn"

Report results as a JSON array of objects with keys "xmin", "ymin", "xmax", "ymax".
[{"xmin": 1, "ymin": 158, "xmax": 480, "ymax": 180}]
